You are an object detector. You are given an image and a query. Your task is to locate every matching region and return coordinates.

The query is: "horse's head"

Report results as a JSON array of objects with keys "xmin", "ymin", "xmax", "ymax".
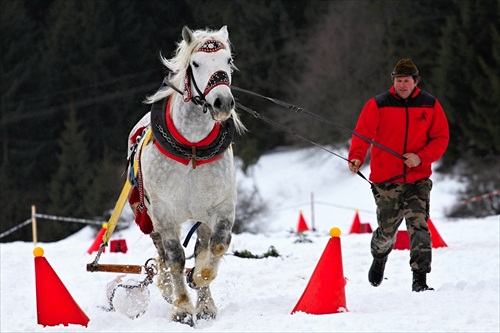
[{"xmin": 181, "ymin": 26, "xmax": 235, "ymax": 122}]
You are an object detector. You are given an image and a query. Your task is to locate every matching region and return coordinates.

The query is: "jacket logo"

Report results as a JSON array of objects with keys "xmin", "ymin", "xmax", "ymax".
[{"xmin": 416, "ymin": 110, "xmax": 427, "ymax": 122}]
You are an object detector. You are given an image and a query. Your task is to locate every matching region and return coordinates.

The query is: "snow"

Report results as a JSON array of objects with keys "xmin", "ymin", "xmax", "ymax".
[{"xmin": 1, "ymin": 146, "xmax": 499, "ymax": 332}]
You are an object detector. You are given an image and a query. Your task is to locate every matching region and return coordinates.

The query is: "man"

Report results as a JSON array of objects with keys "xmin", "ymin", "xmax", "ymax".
[{"xmin": 348, "ymin": 58, "xmax": 449, "ymax": 292}]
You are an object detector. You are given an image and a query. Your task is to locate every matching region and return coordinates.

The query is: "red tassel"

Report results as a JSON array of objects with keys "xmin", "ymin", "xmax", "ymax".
[
  {"xmin": 128, "ymin": 186, "xmax": 139, "ymax": 205},
  {"xmin": 136, "ymin": 208, "xmax": 153, "ymax": 234},
  {"xmin": 130, "ymin": 126, "xmax": 145, "ymax": 145}
]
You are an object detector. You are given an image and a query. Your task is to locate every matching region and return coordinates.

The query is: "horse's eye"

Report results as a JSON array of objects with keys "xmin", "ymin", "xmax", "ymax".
[
  {"xmin": 228, "ymin": 58, "xmax": 233, "ymax": 65},
  {"xmin": 192, "ymin": 61, "xmax": 199, "ymax": 68}
]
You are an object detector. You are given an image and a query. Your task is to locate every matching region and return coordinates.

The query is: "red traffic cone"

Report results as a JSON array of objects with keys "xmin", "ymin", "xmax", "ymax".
[
  {"xmin": 359, "ymin": 223, "xmax": 373, "ymax": 233},
  {"xmin": 394, "ymin": 230, "xmax": 410, "ymax": 250},
  {"xmin": 296, "ymin": 211, "xmax": 309, "ymax": 233},
  {"xmin": 34, "ymin": 247, "xmax": 90, "ymax": 327},
  {"xmin": 394, "ymin": 219, "xmax": 448, "ymax": 250},
  {"xmin": 348, "ymin": 210, "xmax": 362, "ymax": 234},
  {"xmin": 110, "ymin": 239, "xmax": 128, "ymax": 253},
  {"xmin": 291, "ymin": 227, "xmax": 348, "ymax": 315},
  {"xmin": 428, "ymin": 219, "xmax": 448, "ymax": 248},
  {"xmin": 87, "ymin": 223, "xmax": 107, "ymax": 254}
]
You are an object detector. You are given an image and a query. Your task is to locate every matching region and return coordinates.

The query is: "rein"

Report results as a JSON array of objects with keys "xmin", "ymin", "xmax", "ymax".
[
  {"xmin": 232, "ymin": 86, "xmax": 407, "ymax": 161},
  {"xmin": 234, "ymin": 102, "xmax": 373, "ymax": 184},
  {"xmin": 231, "ymin": 86, "xmax": 411, "ymax": 186}
]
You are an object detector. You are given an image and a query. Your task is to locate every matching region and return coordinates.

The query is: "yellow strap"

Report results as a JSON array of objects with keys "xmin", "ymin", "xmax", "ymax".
[{"xmin": 102, "ymin": 126, "xmax": 153, "ymax": 245}]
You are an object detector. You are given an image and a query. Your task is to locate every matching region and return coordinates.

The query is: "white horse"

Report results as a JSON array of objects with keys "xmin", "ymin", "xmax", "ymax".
[{"xmin": 127, "ymin": 26, "xmax": 245, "ymax": 325}]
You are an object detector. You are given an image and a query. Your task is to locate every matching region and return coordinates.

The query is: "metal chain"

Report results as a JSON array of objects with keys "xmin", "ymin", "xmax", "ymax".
[
  {"xmin": 89, "ymin": 243, "xmax": 107, "ymax": 269},
  {"xmin": 105, "ymin": 258, "xmax": 157, "ymax": 313}
]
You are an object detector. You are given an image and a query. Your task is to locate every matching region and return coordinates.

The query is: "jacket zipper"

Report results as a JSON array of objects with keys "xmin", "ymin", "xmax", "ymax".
[{"xmin": 403, "ymin": 101, "xmax": 409, "ymax": 183}]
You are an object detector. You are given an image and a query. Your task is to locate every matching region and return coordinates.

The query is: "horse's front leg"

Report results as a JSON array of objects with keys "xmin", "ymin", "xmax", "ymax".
[
  {"xmin": 151, "ymin": 231, "xmax": 196, "ymax": 326},
  {"xmin": 189, "ymin": 218, "xmax": 232, "ymax": 319}
]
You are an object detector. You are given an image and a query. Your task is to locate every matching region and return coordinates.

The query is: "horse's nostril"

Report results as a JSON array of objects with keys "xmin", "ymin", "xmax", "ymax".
[
  {"xmin": 214, "ymin": 98, "xmax": 222, "ymax": 109},
  {"xmin": 213, "ymin": 96, "xmax": 234, "ymax": 111}
]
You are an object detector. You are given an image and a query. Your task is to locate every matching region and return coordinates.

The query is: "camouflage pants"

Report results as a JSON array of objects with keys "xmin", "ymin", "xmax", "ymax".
[{"xmin": 370, "ymin": 179, "xmax": 433, "ymax": 273}]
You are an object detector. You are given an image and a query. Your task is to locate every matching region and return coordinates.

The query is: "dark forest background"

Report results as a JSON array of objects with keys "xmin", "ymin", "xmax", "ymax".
[{"xmin": 1, "ymin": 0, "xmax": 498, "ymax": 242}]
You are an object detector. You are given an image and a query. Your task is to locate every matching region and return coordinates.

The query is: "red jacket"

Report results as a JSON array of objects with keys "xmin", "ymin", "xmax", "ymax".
[{"xmin": 348, "ymin": 86, "xmax": 449, "ymax": 184}]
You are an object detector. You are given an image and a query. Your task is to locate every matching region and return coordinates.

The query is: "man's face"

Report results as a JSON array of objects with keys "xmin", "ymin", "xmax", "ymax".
[{"xmin": 393, "ymin": 76, "xmax": 418, "ymax": 99}]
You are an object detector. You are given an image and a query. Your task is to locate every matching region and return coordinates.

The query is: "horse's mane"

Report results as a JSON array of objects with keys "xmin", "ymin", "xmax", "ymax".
[{"xmin": 144, "ymin": 27, "xmax": 246, "ymax": 134}]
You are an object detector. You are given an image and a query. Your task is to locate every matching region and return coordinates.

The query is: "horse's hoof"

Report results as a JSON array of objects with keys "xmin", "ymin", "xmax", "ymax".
[
  {"xmin": 172, "ymin": 312, "xmax": 195, "ymax": 326},
  {"xmin": 186, "ymin": 267, "xmax": 200, "ymax": 290},
  {"xmin": 161, "ymin": 294, "xmax": 173, "ymax": 304},
  {"xmin": 197, "ymin": 311, "xmax": 216, "ymax": 321}
]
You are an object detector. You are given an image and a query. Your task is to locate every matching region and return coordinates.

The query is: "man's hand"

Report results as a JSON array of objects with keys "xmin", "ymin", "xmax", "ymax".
[
  {"xmin": 349, "ymin": 159, "xmax": 361, "ymax": 173},
  {"xmin": 403, "ymin": 153, "xmax": 421, "ymax": 168}
]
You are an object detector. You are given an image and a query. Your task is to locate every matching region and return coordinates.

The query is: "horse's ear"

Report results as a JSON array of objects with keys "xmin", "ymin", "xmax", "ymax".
[
  {"xmin": 182, "ymin": 25, "xmax": 194, "ymax": 44},
  {"xmin": 219, "ymin": 25, "xmax": 229, "ymax": 41}
]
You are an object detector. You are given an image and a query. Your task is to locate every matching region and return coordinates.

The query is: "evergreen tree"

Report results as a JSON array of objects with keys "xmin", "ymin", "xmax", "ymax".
[
  {"xmin": 433, "ymin": 0, "xmax": 499, "ymax": 217},
  {"xmin": 46, "ymin": 105, "xmax": 92, "ymax": 241},
  {"xmin": 294, "ymin": 0, "xmax": 450, "ymax": 149},
  {"xmin": 296, "ymin": 1, "xmax": 386, "ymax": 147},
  {"xmin": 468, "ymin": 20, "xmax": 500, "ymax": 154},
  {"xmin": 1, "ymin": 0, "xmax": 51, "ymax": 240},
  {"xmin": 85, "ymin": 145, "xmax": 123, "ymax": 219},
  {"xmin": 434, "ymin": 0, "xmax": 499, "ymax": 163}
]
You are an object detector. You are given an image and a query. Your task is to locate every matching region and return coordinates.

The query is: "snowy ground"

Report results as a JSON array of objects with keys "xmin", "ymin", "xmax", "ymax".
[{"xmin": 1, "ymin": 146, "xmax": 499, "ymax": 332}]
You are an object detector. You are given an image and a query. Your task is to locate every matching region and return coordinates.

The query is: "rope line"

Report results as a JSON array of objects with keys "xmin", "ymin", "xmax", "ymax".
[
  {"xmin": 232, "ymin": 85, "xmax": 407, "ymax": 161},
  {"xmin": 0, "ymin": 219, "xmax": 32, "ymax": 239},
  {"xmin": 0, "ymin": 213, "xmax": 128, "ymax": 239},
  {"xmin": 33, "ymin": 213, "xmax": 106, "ymax": 226}
]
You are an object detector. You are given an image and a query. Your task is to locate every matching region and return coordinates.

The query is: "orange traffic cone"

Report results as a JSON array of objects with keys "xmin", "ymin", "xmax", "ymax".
[
  {"xmin": 348, "ymin": 210, "xmax": 361, "ymax": 234},
  {"xmin": 34, "ymin": 247, "xmax": 90, "ymax": 327},
  {"xmin": 296, "ymin": 211, "xmax": 309, "ymax": 233},
  {"xmin": 428, "ymin": 219, "xmax": 448, "ymax": 248},
  {"xmin": 291, "ymin": 227, "xmax": 348, "ymax": 315},
  {"xmin": 87, "ymin": 223, "xmax": 107, "ymax": 254}
]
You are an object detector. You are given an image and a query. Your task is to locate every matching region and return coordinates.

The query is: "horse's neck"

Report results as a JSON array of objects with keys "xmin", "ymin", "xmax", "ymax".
[{"xmin": 171, "ymin": 98, "xmax": 216, "ymax": 143}]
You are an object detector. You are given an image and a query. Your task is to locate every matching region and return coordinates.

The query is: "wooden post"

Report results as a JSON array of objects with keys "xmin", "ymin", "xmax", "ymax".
[
  {"xmin": 310, "ymin": 192, "xmax": 315, "ymax": 231},
  {"xmin": 31, "ymin": 205, "xmax": 38, "ymax": 246},
  {"xmin": 86, "ymin": 263, "xmax": 143, "ymax": 274}
]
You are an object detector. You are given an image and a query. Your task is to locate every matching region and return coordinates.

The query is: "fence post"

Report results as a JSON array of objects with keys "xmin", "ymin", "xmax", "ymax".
[
  {"xmin": 31, "ymin": 205, "xmax": 38, "ymax": 246},
  {"xmin": 310, "ymin": 192, "xmax": 315, "ymax": 231}
]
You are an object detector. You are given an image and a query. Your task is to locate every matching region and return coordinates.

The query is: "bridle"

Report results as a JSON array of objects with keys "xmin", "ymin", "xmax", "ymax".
[
  {"xmin": 185, "ymin": 65, "xmax": 231, "ymax": 117},
  {"xmin": 161, "ymin": 64, "xmax": 232, "ymax": 121},
  {"xmin": 162, "ymin": 39, "xmax": 233, "ymax": 120}
]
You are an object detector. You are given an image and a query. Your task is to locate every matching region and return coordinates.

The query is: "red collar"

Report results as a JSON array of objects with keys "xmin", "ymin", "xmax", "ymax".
[
  {"xmin": 153, "ymin": 97, "xmax": 227, "ymax": 167},
  {"xmin": 165, "ymin": 97, "xmax": 220, "ymax": 147}
]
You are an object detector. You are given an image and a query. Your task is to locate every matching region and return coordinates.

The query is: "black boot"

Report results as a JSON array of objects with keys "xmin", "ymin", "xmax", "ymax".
[
  {"xmin": 368, "ymin": 256, "xmax": 387, "ymax": 287},
  {"xmin": 412, "ymin": 271, "xmax": 434, "ymax": 292}
]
